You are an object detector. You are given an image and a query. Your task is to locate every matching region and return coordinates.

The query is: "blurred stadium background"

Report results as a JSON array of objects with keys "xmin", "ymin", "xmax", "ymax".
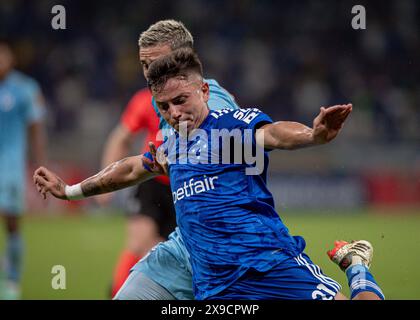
[{"xmin": 0, "ymin": 0, "xmax": 419, "ymax": 299}]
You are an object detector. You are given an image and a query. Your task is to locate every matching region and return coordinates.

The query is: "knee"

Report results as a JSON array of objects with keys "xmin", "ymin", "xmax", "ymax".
[{"xmin": 114, "ymin": 270, "xmax": 176, "ymax": 300}]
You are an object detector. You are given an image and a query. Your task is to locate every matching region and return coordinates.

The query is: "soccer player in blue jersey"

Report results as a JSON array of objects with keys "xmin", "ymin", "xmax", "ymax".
[
  {"xmin": 0, "ymin": 38, "xmax": 47, "ymax": 299},
  {"xmin": 98, "ymin": 20, "xmax": 239, "ymax": 298},
  {"xmin": 96, "ymin": 20, "xmax": 239, "ymax": 299},
  {"xmin": 33, "ymin": 48, "xmax": 384, "ymax": 300}
]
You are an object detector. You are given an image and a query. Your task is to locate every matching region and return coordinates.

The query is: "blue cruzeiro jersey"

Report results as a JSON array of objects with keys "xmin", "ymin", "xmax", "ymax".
[
  {"xmin": 142, "ymin": 79, "xmax": 240, "ymax": 291},
  {"xmin": 159, "ymin": 108, "xmax": 305, "ymax": 300}
]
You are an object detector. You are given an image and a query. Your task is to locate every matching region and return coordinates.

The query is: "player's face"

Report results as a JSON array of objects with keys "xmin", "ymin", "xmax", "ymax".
[
  {"xmin": 153, "ymin": 75, "xmax": 210, "ymax": 133},
  {"xmin": 139, "ymin": 44, "xmax": 172, "ymax": 80},
  {"xmin": 0, "ymin": 45, "xmax": 14, "ymax": 79}
]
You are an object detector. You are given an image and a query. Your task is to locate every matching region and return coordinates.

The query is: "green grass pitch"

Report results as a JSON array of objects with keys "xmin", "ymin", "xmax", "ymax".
[{"xmin": 1, "ymin": 208, "xmax": 419, "ymax": 299}]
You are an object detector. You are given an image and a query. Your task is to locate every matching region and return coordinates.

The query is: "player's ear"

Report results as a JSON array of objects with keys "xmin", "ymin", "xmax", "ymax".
[{"xmin": 201, "ymin": 81, "xmax": 210, "ymax": 103}]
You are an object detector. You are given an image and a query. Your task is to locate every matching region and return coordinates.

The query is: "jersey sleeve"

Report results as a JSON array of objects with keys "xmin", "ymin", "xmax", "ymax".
[
  {"xmin": 151, "ymin": 96, "xmax": 169, "ymax": 131},
  {"xmin": 215, "ymin": 108, "xmax": 273, "ymax": 132},
  {"xmin": 206, "ymin": 79, "xmax": 239, "ymax": 111},
  {"xmin": 214, "ymin": 108, "xmax": 274, "ymax": 156},
  {"xmin": 120, "ymin": 89, "xmax": 152, "ymax": 133},
  {"xmin": 141, "ymin": 152, "xmax": 154, "ymax": 173}
]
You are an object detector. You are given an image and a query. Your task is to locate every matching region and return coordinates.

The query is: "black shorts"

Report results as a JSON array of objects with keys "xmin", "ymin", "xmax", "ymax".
[{"xmin": 125, "ymin": 179, "xmax": 176, "ymax": 239}]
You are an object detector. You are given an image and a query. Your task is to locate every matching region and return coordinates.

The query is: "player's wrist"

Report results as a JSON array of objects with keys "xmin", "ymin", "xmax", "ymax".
[
  {"xmin": 311, "ymin": 128, "xmax": 327, "ymax": 146},
  {"xmin": 309, "ymin": 128, "xmax": 320, "ymax": 145},
  {"xmin": 65, "ymin": 183, "xmax": 85, "ymax": 200}
]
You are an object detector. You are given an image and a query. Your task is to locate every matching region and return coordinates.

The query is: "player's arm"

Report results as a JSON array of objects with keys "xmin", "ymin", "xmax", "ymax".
[
  {"xmin": 102, "ymin": 124, "xmax": 136, "ymax": 167},
  {"xmin": 26, "ymin": 89, "xmax": 48, "ymax": 166},
  {"xmin": 257, "ymin": 104, "xmax": 352, "ymax": 150},
  {"xmin": 33, "ymin": 155, "xmax": 157, "ymax": 200},
  {"xmin": 28, "ymin": 120, "xmax": 47, "ymax": 166},
  {"xmin": 102, "ymin": 90, "xmax": 153, "ymax": 168}
]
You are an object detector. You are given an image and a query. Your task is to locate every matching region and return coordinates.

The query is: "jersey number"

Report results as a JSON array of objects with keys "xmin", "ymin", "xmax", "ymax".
[
  {"xmin": 311, "ymin": 284, "xmax": 336, "ymax": 300},
  {"xmin": 233, "ymin": 109, "xmax": 259, "ymax": 124}
]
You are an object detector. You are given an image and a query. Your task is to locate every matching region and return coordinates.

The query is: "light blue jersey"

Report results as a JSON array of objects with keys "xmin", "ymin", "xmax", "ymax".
[
  {"xmin": 128, "ymin": 79, "xmax": 239, "ymax": 299},
  {"xmin": 0, "ymin": 70, "xmax": 44, "ymax": 213}
]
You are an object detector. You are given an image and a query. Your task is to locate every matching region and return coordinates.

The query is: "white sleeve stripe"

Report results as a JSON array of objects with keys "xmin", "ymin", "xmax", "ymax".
[{"xmin": 351, "ymin": 280, "xmax": 385, "ymax": 297}]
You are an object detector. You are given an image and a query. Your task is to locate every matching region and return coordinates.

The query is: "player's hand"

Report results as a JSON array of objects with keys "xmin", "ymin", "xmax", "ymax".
[
  {"xmin": 33, "ymin": 167, "xmax": 68, "ymax": 200},
  {"xmin": 312, "ymin": 104, "xmax": 352, "ymax": 144},
  {"xmin": 142, "ymin": 142, "xmax": 169, "ymax": 176}
]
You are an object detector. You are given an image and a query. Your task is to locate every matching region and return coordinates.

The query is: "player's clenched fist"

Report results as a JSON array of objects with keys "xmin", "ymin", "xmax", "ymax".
[
  {"xmin": 33, "ymin": 167, "xmax": 68, "ymax": 200},
  {"xmin": 141, "ymin": 142, "xmax": 169, "ymax": 176}
]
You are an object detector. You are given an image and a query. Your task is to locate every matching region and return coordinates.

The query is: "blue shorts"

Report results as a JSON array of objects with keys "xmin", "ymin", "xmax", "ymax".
[
  {"xmin": 0, "ymin": 179, "xmax": 24, "ymax": 215},
  {"xmin": 206, "ymin": 252, "xmax": 341, "ymax": 300},
  {"xmin": 131, "ymin": 228, "xmax": 194, "ymax": 300}
]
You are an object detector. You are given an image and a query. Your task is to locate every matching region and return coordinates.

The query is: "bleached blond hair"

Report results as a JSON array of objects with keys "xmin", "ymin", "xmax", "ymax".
[{"xmin": 138, "ymin": 19, "xmax": 194, "ymax": 49}]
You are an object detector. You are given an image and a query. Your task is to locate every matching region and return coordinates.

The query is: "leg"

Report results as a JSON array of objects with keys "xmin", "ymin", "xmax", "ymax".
[
  {"xmin": 1, "ymin": 213, "xmax": 23, "ymax": 300},
  {"xmin": 333, "ymin": 291, "xmax": 380, "ymax": 300},
  {"xmin": 351, "ymin": 291, "xmax": 382, "ymax": 300},
  {"xmin": 113, "ymin": 270, "xmax": 176, "ymax": 300},
  {"xmin": 111, "ymin": 215, "xmax": 162, "ymax": 297},
  {"xmin": 328, "ymin": 240, "xmax": 385, "ymax": 300},
  {"xmin": 0, "ymin": 177, "xmax": 25, "ymax": 299},
  {"xmin": 111, "ymin": 180, "xmax": 177, "ymax": 297},
  {"xmin": 334, "ymin": 292, "xmax": 348, "ymax": 300},
  {"xmin": 126, "ymin": 215, "xmax": 163, "ymax": 258},
  {"xmin": 3, "ymin": 214, "xmax": 23, "ymax": 282},
  {"xmin": 116, "ymin": 228, "xmax": 194, "ymax": 300}
]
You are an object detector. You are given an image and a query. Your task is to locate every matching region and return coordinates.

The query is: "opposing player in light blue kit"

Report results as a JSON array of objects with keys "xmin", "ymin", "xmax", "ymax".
[
  {"xmin": 33, "ymin": 48, "xmax": 384, "ymax": 300},
  {"xmin": 98, "ymin": 20, "xmax": 238, "ymax": 298},
  {"xmin": 131, "ymin": 20, "xmax": 239, "ymax": 299},
  {"xmin": 0, "ymin": 38, "xmax": 47, "ymax": 299},
  {"xmin": 102, "ymin": 20, "xmax": 239, "ymax": 299}
]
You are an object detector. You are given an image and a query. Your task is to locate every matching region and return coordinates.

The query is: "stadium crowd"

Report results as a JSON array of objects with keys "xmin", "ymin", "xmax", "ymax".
[{"xmin": 1, "ymin": 0, "xmax": 418, "ymax": 167}]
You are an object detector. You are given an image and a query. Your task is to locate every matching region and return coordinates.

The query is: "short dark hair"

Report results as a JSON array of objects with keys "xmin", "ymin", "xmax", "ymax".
[{"xmin": 147, "ymin": 47, "xmax": 203, "ymax": 93}]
